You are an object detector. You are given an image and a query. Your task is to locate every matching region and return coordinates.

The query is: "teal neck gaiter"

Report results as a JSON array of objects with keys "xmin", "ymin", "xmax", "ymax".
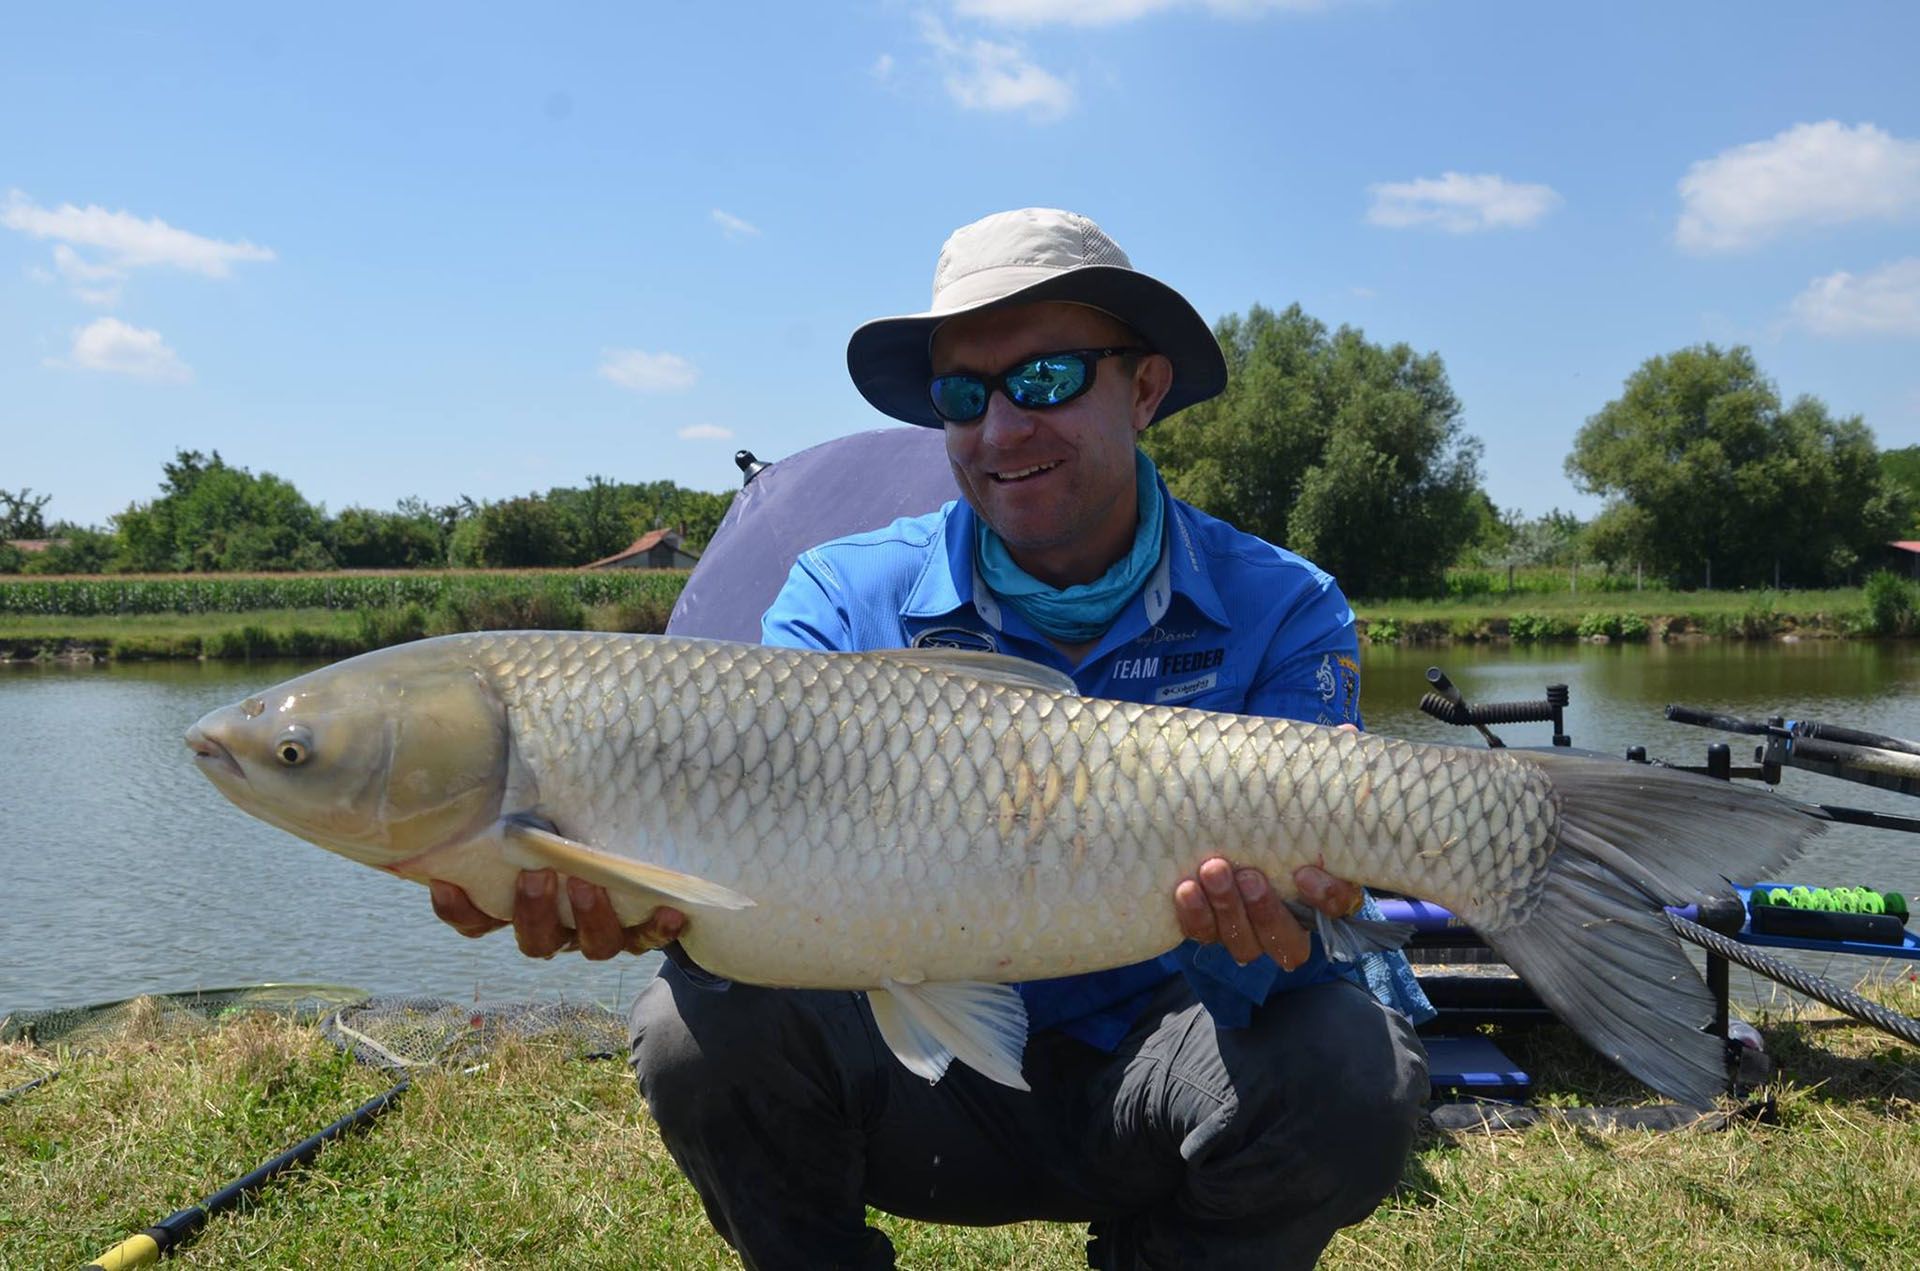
[{"xmin": 974, "ymin": 449, "xmax": 1166, "ymax": 644}]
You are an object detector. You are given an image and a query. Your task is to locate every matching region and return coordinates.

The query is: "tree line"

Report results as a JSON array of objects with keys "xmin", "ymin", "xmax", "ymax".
[
  {"xmin": 0, "ymin": 456, "xmax": 734, "ymax": 575},
  {"xmin": 6, "ymin": 305, "xmax": 1915, "ymax": 592}
]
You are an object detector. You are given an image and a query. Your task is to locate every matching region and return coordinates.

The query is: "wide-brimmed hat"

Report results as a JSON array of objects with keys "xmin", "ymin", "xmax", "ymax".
[{"xmin": 847, "ymin": 208, "xmax": 1228, "ymax": 429}]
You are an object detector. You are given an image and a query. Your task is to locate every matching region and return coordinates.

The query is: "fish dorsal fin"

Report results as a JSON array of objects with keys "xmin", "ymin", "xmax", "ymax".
[
  {"xmin": 502, "ymin": 821, "xmax": 755, "ymax": 912},
  {"xmin": 867, "ymin": 980, "xmax": 1030, "ymax": 1091},
  {"xmin": 871, "ymin": 649, "xmax": 1078, "ymax": 696}
]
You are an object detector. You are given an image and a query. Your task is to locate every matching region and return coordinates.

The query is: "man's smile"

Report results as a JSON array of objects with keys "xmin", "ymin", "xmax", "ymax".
[{"xmin": 991, "ymin": 460, "xmax": 1062, "ymax": 482}]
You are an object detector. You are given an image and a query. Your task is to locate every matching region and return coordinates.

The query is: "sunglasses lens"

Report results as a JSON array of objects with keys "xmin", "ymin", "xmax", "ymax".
[
  {"xmin": 1005, "ymin": 353, "xmax": 1089, "ymax": 408},
  {"xmin": 930, "ymin": 375, "xmax": 989, "ymax": 421}
]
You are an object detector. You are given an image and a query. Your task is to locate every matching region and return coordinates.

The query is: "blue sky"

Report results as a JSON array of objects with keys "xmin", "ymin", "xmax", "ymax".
[{"xmin": 4, "ymin": 1, "xmax": 1917, "ymax": 531}]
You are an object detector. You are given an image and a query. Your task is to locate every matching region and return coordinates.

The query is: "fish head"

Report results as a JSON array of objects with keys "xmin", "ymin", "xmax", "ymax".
[{"xmin": 185, "ymin": 643, "xmax": 510, "ymax": 869}]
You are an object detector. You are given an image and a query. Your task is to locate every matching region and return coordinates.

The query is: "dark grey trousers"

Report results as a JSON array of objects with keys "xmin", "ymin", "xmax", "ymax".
[{"xmin": 629, "ymin": 965, "xmax": 1428, "ymax": 1270}]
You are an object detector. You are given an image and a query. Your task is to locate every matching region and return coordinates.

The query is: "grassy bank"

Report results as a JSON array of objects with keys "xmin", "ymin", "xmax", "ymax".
[
  {"xmin": 0, "ymin": 588, "xmax": 683, "ymax": 662},
  {"xmin": 4, "ymin": 979, "xmax": 1917, "ymax": 1268},
  {"xmin": 1, "ymin": 569, "xmax": 1907, "ymax": 661},
  {"xmin": 1356, "ymin": 587, "xmax": 1865, "ymax": 646}
]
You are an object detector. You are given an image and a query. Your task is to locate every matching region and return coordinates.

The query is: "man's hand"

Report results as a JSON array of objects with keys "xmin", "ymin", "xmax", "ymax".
[
  {"xmin": 428, "ymin": 872, "xmax": 686, "ymax": 961},
  {"xmin": 1173, "ymin": 861, "xmax": 1364, "ymax": 970}
]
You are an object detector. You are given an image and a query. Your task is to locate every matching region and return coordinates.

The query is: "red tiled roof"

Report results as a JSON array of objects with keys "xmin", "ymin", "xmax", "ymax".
[
  {"xmin": 1891, "ymin": 541, "xmax": 1920, "ymax": 553},
  {"xmin": 583, "ymin": 529, "xmax": 678, "ymax": 569}
]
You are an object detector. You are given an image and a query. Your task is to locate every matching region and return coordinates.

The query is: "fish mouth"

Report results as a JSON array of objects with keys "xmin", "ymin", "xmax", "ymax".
[{"xmin": 185, "ymin": 726, "xmax": 245, "ymax": 782}]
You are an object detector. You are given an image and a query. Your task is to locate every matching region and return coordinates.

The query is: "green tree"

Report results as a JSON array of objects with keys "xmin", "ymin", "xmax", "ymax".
[
  {"xmin": 329, "ymin": 505, "xmax": 447, "ymax": 568},
  {"xmin": 1882, "ymin": 445, "xmax": 1920, "ymax": 535},
  {"xmin": 23, "ymin": 525, "xmax": 116, "ymax": 574},
  {"xmin": 470, "ymin": 495, "xmax": 572, "ymax": 567},
  {"xmin": 0, "ymin": 488, "xmax": 52, "ymax": 539},
  {"xmin": 1567, "ymin": 345, "xmax": 1908, "ymax": 587},
  {"xmin": 110, "ymin": 449, "xmax": 334, "ymax": 572},
  {"xmin": 1143, "ymin": 303, "xmax": 1484, "ymax": 596}
]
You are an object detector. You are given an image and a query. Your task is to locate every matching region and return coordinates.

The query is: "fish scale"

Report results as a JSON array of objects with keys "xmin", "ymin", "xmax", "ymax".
[{"xmin": 189, "ymin": 630, "xmax": 1821, "ymax": 1104}]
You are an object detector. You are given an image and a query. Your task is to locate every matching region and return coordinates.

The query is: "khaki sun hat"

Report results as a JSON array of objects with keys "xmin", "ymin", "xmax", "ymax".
[{"xmin": 846, "ymin": 208, "xmax": 1228, "ymax": 429}]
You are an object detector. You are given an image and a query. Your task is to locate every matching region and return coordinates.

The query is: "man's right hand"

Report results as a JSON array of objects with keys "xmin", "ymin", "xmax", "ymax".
[{"xmin": 429, "ymin": 871, "xmax": 686, "ymax": 961}]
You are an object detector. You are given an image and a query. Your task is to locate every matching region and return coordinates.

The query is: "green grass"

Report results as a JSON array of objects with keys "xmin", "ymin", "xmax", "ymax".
[
  {"xmin": 5, "ymin": 976, "xmax": 1918, "ymax": 1268},
  {"xmin": 1354, "ymin": 587, "xmax": 1865, "ymax": 645},
  {"xmin": 0, "ymin": 602, "xmax": 676, "ymax": 661},
  {"xmin": 0, "ymin": 569, "xmax": 688, "ymax": 618}
]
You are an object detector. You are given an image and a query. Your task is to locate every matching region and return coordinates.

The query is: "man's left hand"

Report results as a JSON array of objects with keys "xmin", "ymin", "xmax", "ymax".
[{"xmin": 1173, "ymin": 860, "xmax": 1363, "ymax": 969}]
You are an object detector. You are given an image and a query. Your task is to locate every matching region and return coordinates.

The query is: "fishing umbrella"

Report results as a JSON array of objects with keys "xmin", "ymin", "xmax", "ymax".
[{"xmin": 667, "ymin": 426, "xmax": 957, "ymax": 643}]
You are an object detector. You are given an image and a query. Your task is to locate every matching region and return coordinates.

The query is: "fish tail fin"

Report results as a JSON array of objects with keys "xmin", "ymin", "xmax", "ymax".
[{"xmin": 1481, "ymin": 753, "xmax": 1822, "ymax": 1108}]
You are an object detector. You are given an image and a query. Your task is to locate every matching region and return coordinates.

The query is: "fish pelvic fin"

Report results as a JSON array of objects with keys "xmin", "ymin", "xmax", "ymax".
[
  {"xmin": 1283, "ymin": 899, "xmax": 1414, "ymax": 964},
  {"xmin": 502, "ymin": 820, "xmax": 756, "ymax": 912},
  {"xmin": 868, "ymin": 980, "xmax": 1030, "ymax": 1092},
  {"xmin": 1483, "ymin": 754, "xmax": 1822, "ymax": 1109}
]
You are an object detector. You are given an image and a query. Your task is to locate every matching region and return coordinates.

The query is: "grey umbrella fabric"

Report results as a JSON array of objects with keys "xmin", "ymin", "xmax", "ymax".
[{"xmin": 666, "ymin": 427, "xmax": 957, "ymax": 643}]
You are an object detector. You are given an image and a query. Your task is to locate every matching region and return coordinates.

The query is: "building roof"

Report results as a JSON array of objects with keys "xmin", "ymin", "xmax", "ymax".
[
  {"xmin": 1890, "ymin": 541, "xmax": 1920, "ymax": 554},
  {"xmin": 582, "ymin": 528, "xmax": 694, "ymax": 569},
  {"xmin": 4, "ymin": 539, "xmax": 55, "ymax": 553}
]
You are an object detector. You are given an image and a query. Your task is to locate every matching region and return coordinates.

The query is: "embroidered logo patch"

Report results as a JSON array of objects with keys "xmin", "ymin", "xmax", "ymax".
[{"xmin": 911, "ymin": 626, "xmax": 998, "ymax": 654}]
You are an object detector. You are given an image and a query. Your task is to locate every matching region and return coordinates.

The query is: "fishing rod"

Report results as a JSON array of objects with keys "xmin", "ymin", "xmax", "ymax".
[
  {"xmin": 81, "ymin": 1077, "xmax": 407, "ymax": 1270},
  {"xmin": 1667, "ymin": 704, "xmax": 1920, "ymax": 811}
]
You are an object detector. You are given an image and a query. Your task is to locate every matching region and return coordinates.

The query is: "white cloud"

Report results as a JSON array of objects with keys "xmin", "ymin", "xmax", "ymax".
[
  {"xmin": 678, "ymin": 423, "xmax": 735, "ymax": 440},
  {"xmin": 50, "ymin": 317, "xmax": 193, "ymax": 383},
  {"xmin": 955, "ymin": 0, "xmax": 1330, "ymax": 25},
  {"xmin": 1365, "ymin": 172, "xmax": 1561, "ymax": 233},
  {"xmin": 920, "ymin": 16, "xmax": 1073, "ymax": 120},
  {"xmin": 710, "ymin": 209, "xmax": 761, "ymax": 239},
  {"xmin": 3, "ymin": 191, "xmax": 275, "ymax": 301},
  {"xmin": 872, "ymin": 52, "xmax": 896, "ymax": 79},
  {"xmin": 599, "ymin": 348, "xmax": 698, "ymax": 392},
  {"xmin": 1676, "ymin": 121, "xmax": 1920, "ymax": 253},
  {"xmin": 1791, "ymin": 258, "xmax": 1920, "ymax": 337}
]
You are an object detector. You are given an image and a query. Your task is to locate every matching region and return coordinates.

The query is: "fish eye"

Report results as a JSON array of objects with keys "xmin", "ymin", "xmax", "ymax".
[{"xmin": 274, "ymin": 725, "xmax": 314, "ymax": 767}]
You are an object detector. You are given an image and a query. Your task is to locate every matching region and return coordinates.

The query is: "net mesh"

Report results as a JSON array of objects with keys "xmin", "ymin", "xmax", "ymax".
[
  {"xmin": 319, "ymin": 996, "xmax": 627, "ymax": 1071},
  {"xmin": 2, "ymin": 985, "xmax": 628, "ymax": 1073},
  {"xmin": 1, "ymin": 984, "xmax": 371, "ymax": 1051}
]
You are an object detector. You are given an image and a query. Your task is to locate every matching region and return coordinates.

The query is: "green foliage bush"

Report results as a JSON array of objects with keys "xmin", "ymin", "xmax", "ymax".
[
  {"xmin": 1575, "ymin": 612, "xmax": 1651, "ymax": 642},
  {"xmin": 1364, "ymin": 616, "xmax": 1402, "ymax": 644},
  {"xmin": 432, "ymin": 581, "xmax": 586, "ymax": 633},
  {"xmin": 355, "ymin": 604, "xmax": 430, "ymax": 649},
  {"xmin": 1863, "ymin": 570, "xmax": 1920, "ymax": 636},
  {"xmin": 1508, "ymin": 612, "xmax": 1574, "ymax": 643}
]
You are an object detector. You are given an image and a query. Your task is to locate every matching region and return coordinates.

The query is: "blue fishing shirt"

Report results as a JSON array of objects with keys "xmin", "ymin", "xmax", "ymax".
[{"xmin": 760, "ymin": 481, "xmax": 1436, "ymax": 1049}]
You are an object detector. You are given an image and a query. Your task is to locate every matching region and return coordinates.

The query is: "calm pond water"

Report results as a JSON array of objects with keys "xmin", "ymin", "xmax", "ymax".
[{"xmin": 3, "ymin": 641, "xmax": 1917, "ymax": 1015}]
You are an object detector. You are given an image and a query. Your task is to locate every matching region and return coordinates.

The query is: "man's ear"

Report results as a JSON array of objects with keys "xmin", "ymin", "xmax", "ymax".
[{"xmin": 1131, "ymin": 353, "xmax": 1174, "ymax": 433}]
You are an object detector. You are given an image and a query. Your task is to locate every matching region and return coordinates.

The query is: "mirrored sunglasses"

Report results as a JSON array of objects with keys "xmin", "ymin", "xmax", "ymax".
[{"xmin": 928, "ymin": 347, "xmax": 1144, "ymax": 424}]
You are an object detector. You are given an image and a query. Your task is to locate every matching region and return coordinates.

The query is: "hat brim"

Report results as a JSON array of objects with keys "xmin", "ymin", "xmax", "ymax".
[{"xmin": 846, "ymin": 265, "xmax": 1227, "ymax": 429}]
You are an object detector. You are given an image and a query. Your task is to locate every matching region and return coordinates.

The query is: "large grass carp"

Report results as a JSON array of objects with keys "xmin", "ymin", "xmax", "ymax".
[{"xmin": 186, "ymin": 631, "xmax": 1818, "ymax": 1106}]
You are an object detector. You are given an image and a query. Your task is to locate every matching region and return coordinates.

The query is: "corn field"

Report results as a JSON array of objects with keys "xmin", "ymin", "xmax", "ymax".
[{"xmin": 0, "ymin": 570, "xmax": 688, "ymax": 616}]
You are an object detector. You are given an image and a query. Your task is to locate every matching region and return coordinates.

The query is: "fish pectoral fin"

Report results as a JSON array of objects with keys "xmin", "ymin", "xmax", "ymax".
[
  {"xmin": 1283, "ymin": 899, "xmax": 1415, "ymax": 964},
  {"xmin": 501, "ymin": 821, "xmax": 755, "ymax": 911},
  {"xmin": 870, "ymin": 649, "xmax": 1079, "ymax": 696},
  {"xmin": 868, "ymin": 980, "xmax": 1030, "ymax": 1092}
]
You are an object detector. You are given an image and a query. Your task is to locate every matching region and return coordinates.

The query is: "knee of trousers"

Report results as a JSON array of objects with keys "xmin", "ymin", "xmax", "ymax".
[
  {"xmin": 627, "ymin": 967, "xmax": 847, "ymax": 1143},
  {"xmin": 1200, "ymin": 988, "xmax": 1428, "ymax": 1218}
]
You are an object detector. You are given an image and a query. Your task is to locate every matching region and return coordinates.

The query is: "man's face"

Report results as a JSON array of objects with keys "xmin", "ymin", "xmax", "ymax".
[{"xmin": 930, "ymin": 301, "xmax": 1170, "ymax": 589}]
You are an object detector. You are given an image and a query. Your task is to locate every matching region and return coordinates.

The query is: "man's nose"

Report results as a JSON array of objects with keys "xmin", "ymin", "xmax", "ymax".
[{"xmin": 978, "ymin": 390, "xmax": 1039, "ymax": 445}]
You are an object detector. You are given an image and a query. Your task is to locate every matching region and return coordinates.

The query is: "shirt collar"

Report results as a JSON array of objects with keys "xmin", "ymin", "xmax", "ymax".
[{"xmin": 899, "ymin": 484, "xmax": 1233, "ymax": 633}]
